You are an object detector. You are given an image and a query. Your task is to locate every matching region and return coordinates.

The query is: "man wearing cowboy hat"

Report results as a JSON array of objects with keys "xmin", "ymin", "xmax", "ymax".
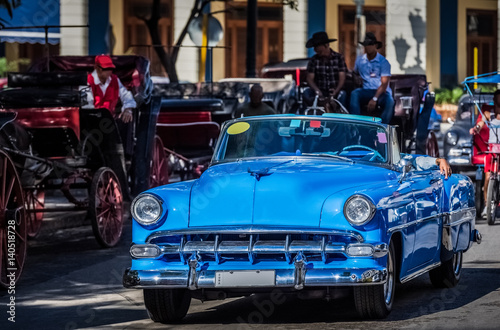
[
  {"xmin": 304, "ymin": 31, "xmax": 347, "ymax": 107},
  {"xmin": 350, "ymin": 32, "xmax": 395, "ymax": 124}
]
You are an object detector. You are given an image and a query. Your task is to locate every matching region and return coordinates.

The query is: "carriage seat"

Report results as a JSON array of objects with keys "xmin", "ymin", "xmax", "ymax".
[
  {"xmin": 472, "ymin": 112, "xmax": 490, "ymax": 166},
  {"xmin": 156, "ymin": 111, "xmax": 220, "ymax": 159}
]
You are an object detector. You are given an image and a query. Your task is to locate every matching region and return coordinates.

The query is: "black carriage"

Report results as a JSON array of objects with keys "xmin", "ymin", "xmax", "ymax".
[{"xmin": 0, "ymin": 56, "xmax": 160, "ymax": 288}]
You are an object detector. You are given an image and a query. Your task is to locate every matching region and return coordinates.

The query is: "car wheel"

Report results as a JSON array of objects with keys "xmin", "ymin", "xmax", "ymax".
[
  {"xmin": 429, "ymin": 251, "xmax": 462, "ymax": 288},
  {"xmin": 144, "ymin": 289, "xmax": 191, "ymax": 323},
  {"xmin": 486, "ymin": 177, "xmax": 498, "ymax": 225},
  {"xmin": 354, "ymin": 241, "xmax": 395, "ymax": 319}
]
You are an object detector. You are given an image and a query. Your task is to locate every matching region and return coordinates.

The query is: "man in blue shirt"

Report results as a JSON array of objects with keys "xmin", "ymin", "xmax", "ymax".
[{"xmin": 350, "ymin": 33, "xmax": 395, "ymax": 124}]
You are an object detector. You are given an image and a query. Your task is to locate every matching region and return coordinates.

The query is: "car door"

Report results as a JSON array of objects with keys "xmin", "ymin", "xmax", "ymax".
[{"xmin": 408, "ymin": 169, "xmax": 443, "ymax": 271}]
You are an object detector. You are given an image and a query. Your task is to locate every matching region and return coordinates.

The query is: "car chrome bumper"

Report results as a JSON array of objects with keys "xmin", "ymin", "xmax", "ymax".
[{"xmin": 123, "ymin": 266, "xmax": 388, "ymax": 290}]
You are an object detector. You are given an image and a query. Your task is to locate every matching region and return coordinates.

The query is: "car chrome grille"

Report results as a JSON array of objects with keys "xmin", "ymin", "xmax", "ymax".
[{"xmin": 150, "ymin": 233, "xmax": 356, "ymax": 264}]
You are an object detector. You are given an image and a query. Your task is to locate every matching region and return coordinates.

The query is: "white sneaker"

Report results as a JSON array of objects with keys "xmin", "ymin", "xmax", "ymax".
[{"xmin": 481, "ymin": 207, "xmax": 487, "ymax": 218}]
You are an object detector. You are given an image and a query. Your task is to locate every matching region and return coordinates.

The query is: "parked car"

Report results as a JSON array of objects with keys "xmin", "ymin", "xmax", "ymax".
[
  {"xmin": 444, "ymin": 93, "xmax": 493, "ymax": 172},
  {"xmin": 123, "ymin": 113, "xmax": 480, "ymax": 323}
]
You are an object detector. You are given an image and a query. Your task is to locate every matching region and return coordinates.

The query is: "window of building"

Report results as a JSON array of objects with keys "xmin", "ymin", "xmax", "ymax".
[
  {"xmin": 467, "ymin": 9, "xmax": 497, "ymax": 77},
  {"xmin": 124, "ymin": 0, "xmax": 173, "ymax": 76},
  {"xmin": 225, "ymin": 1, "xmax": 283, "ymax": 78},
  {"xmin": 339, "ymin": 6, "xmax": 386, "ymax": 70}
]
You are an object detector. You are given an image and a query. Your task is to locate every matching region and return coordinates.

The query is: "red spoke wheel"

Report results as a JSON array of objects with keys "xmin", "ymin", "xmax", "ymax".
[
  {"xmin": 25, "ymin": 189, "xmax": 45, "ymax": 238},
  {"xmin": 89, "ymin": 167, "xmax": 123, "ymax": 248},
  {"xmin": 0, "ymin": 150, "xmax": 27, "ymax": 288},
  {"xmin": 149, "ymin": 135, "xmax": 169, "ymax": 188}
]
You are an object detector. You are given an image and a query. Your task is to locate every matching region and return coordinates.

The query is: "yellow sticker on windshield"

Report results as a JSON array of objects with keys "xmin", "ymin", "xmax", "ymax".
[{"xmin": 227, "ymin": 122, "xmax": 250, "ymax": 135}]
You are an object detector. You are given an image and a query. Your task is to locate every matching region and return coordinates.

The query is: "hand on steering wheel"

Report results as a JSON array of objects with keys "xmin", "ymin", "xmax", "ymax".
[{"xmin": 341, "ymin": 145, "xmax": 384, "ymax": 162}]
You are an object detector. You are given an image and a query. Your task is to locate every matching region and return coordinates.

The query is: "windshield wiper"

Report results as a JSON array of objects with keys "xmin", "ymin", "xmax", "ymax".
[
  {"xmin": 302, "ymin": 153, "xmax": 355, "ymax": 164},
  {"xmin": 248, "ymin": 159, "xmax": 294, "ymax": 181}
]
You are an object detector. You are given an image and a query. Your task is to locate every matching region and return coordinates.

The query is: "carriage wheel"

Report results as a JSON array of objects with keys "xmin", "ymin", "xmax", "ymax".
[
  {"xmin": 149, "ymin": 135, "xmax": 169, "ymax": 188},
  {"xmin": 89, "ymin": 167, "xmax": 123, "ymax": 248},
  {"xmin": 0, "ymin": 150, "xmax": 27, "ymax": 288},
  {"xmin": 25, "ymin": 189, "xmax": 45, "ymax": 238}
]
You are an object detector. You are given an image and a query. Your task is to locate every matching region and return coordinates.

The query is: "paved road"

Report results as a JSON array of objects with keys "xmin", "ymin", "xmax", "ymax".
[{"xmin": 1, "ymin": 215, "xmax": 499, "ymax": 330}]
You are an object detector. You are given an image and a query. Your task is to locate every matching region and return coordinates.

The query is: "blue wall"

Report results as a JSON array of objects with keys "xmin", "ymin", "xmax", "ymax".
[
  {"xmin": 88, "ymin": 0, "xmax": 110, "ymax": 55},
  {"xmin": 440, "ymin": 0, "xmax": 458, "ymax": 87},
  {"xmin": 307, "ymin": 0, "xmax": 326, "ymax": 57}
]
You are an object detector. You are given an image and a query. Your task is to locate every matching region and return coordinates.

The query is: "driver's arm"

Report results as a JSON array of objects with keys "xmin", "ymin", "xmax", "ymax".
[
  {"xmin": 374, "ymin": 76, "xmax": 390, "ymax": 100},
  {"xmin": 306, "ymin": 72, "xmax": 322, "ymax": 97},
  {"xmin": 414, "ymin": 156, "xmax": 452, "ymax": 179},
  {"xmin": 470, "ymin": 111, "xmax": 491, "ymax": 135}
]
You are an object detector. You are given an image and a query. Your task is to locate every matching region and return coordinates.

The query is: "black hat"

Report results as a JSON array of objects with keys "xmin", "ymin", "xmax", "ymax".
[
  {"xmin": 359, "ymin": 32, "xmax": 383, "ymax": 49},
  {"xmin": 306, "ymin": 31, "xmax": 337, "ymax": 48}
]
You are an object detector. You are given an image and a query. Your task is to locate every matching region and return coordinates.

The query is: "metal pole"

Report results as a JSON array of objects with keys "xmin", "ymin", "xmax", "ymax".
[
  {"xmin": 474, "ymin": 47, "xmax": 478, "ymax": 90},
  {"xmin": 353, "ymin": 0, "xmax": 365, "ymax": 58},
  {"xmin": 208, "ymin": 47, "xmax": 213, "ymax": 94},
  {"xmin": 246, "ymin": 0, "xmax": 257, "ymax": 78},
  {"xmin": 45, "ymin": 25, "xmax": 50, "ymax": 72}
]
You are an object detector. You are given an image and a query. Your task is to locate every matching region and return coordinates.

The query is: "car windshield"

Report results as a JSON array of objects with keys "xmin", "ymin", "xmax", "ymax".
[{"xmin": 214, "ymin": 117, "xmax": 389, "ymax": 164}]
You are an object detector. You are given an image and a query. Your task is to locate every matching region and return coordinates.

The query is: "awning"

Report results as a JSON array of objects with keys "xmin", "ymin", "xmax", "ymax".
[
  {"xmin": 463, "ymin": 72, "xmax": 500, "ymax": 84},
  {"xmin": 0, "ymin": 0, "xmax": 60, "ymax": 44}
]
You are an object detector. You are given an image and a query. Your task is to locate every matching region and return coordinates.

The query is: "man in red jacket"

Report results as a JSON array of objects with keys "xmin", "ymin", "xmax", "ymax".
[{"xmin": 87, "ymin": 55, "xmax": 136, "ymax": 123}]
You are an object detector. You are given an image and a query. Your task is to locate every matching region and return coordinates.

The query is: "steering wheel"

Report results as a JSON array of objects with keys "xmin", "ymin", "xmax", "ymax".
[{"xmin": 341, "ymin": 145, "xmax": 384, "ymax": 162}]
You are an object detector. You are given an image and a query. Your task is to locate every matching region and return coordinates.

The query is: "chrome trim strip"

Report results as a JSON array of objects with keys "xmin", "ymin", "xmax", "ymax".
[
  {"xmin": 388, "ymin": 207, "xmax": 476, "ymax": 234},
  {"xmin": 123, "ymin": 267, "xmax": 388, "ymax": 289},
  {"xmin": 400, "ymin": 262, "xmax": 441, "ymax": 283},
  {"xmin": 387, "ymin": 218, "xmax": 422, "ymax": 233},
  {"xmin": 416, "ymin": 213, "xmax": 443, "ymax": 224},
  {"xmin": 446, "ymin": 207, "xmax": 476, "ymax": 227},
  {"xmin": 147, "ymin": 226, "xmax": 364, "ymax": 243},
  {"xmin": 373, "ymin": 243, "xmax": 389, "ymax": 258},
  {"xmin": 253, "ymin": 240, "xmax": 286, "ymax": 253},
  {"xmin": 158, "ymin": 241, "xmax": 354, "ymax": 259}
]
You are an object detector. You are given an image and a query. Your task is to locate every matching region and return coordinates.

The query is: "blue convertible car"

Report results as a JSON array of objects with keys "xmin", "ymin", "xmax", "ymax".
[{"xmin": 123, "ymin": 114, "xmax": 481, "ymax": 322}]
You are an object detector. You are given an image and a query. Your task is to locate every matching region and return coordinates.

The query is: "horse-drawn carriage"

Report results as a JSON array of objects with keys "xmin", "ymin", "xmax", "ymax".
[
  {"xmin": 0, "ymin": 55, "xmax": 162, "ymax": 288},
  {"xmin": 261, "ymin": 58, "xmax": 439, "ymax": 156}
]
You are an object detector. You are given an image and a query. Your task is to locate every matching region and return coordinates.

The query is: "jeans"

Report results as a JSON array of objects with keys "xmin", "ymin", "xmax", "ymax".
[
  {"xmin": 303, "ymin": 87, "xmax": 347, "ymax": 108},
  {"xmin": 349, "ymin": 88, "xmax": 395, "ymax": 124}
]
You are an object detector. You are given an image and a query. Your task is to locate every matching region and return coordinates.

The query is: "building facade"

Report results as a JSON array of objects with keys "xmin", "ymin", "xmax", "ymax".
[{"xmin": 0, "ymin": 0, "xmax": 499, "ymax": 88}]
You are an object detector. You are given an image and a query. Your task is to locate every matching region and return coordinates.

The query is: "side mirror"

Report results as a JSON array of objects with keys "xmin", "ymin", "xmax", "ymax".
[{"xmin": 398, "ymin": 158, "xmax": 413, "ymax": 183}]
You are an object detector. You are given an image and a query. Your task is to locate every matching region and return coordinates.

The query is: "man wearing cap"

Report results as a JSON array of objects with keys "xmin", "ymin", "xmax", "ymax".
[
  {"xmin": 350, "ymin": 32, "xmax": 395, "ymax": 124},
  {"xmin": 304, "ymin": 31, "xmax": 347, "ymax": 108},
  {"xmin": 87, "ymin": 55, "xmax": 137, "ymax": 123}
]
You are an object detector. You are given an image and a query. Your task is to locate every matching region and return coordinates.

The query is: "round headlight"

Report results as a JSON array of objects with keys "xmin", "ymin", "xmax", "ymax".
[
  {"xmin": 131, "ymin": 194, "xmax": 163, "ymax": 226},
  {"xmin": 344, "ymin": 195, "xmax": 376, "ymax": 226},
  {"xmin": 446, "ymin": 132, "xmax": 458, "ymax": 146}
]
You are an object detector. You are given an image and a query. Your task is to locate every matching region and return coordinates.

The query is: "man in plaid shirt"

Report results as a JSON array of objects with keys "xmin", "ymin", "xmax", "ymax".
[{"xmin": 304, "ymin": 31, "xmax": 347, "ymax": 107}]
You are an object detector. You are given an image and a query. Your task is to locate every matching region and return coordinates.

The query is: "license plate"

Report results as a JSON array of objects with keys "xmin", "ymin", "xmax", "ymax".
[{"xmin": 215, "ymin": 270, "xmax": 275, "ymax": 287}]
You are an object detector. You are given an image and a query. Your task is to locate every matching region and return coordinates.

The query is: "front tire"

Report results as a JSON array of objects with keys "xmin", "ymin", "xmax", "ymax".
[
  {"xmin": 429, "ymin": 251, "xmax": 463, "ymax": 288},
  {"xmin": 486, "ymin": 177, "xmax": 498, "ymax": 225},
  {"xmin": 144, "ymin": 289, "xmax": 191, "ymax": 323},
  {"xmin": 354, "ymin": 241, "xmax": 396, "ymax": 319}
]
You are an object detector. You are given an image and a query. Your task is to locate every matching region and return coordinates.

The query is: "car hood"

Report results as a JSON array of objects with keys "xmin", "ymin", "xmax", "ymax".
[{"xmin": 188, "ymin": 159, "xmax": 395, "ymax": 228}]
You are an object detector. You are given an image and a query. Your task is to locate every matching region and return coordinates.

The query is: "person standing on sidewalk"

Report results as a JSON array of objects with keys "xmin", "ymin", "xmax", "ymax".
[{"xmin": 350, "ymin": 32, "xmax": 394, "ymax": 124}]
